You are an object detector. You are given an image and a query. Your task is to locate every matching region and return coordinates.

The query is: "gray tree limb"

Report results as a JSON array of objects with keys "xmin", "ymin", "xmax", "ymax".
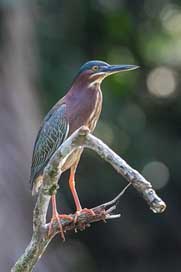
[{"xmin": 11, "ymin": 126, "xmax": 166, "ymax": 272}]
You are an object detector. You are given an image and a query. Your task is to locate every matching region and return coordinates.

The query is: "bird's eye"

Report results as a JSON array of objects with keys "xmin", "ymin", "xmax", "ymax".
[{"xmin": 92, "ymin": 65, "xmax": 99, "ymax": 71}]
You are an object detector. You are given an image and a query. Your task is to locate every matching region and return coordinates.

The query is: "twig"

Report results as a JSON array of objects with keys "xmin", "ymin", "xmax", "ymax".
[{"xmin": 11, "ymin": 126, "xmax": 166, "ymax": 272}]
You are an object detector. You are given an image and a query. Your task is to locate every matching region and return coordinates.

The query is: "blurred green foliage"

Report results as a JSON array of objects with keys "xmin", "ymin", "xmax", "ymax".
[{"xmin": 0, "ymin": 0, "xmax": 180, "ymax": 271}]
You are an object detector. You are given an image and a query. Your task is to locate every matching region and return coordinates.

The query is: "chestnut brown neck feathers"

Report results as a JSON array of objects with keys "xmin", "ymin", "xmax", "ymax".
[{"xmin": 65, "ymin": 72, "xmax": 103, "ymax": 135}]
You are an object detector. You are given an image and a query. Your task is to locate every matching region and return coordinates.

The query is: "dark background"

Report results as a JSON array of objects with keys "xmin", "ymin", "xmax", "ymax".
[{"xmin": 0, "ymin": 0, "xmax": 180, "ymax": 271}]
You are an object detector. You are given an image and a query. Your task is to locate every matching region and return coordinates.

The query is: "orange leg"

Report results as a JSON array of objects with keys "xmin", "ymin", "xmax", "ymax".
[
  {"xmin": 69, "ymin": 166, "xmax": 82, "ymax": 211},
  {"xmin": 69, "ymin": 165, "xmax": 95, "ymax": 222},
  {"xmin": 48, "ymin": 194, "xmax": 72, "ymax": 240}
]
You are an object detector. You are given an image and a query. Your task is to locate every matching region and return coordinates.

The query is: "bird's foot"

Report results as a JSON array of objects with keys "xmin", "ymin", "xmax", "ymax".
[
  {"xmin": 74, "ymin": 208, "xmax": 95, "ymax": 224},
  {"xmin": 48, "ymin": 213, "xmax": 73, "ymax": 241}
]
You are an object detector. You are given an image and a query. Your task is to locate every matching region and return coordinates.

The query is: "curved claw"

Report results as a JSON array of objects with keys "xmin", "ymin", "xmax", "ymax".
[{"xmin": 48, "ymin": 213, "xmax": 73, "ymax": 240}]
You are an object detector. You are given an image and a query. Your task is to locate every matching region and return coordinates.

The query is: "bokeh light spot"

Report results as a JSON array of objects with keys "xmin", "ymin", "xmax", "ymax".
[
  {"xmin": 161, "ymin": 5, "xmax": 181, "ymax": 35},
  {"xmin": 142, "ymin": 161, "xmax": 170, "ymax": 189},
  {"xmin": 147, "ymin": 67, "xmax": 176, "ymax": 97}
]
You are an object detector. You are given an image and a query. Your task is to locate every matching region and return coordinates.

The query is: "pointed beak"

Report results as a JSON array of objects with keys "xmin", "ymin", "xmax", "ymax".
[{"xmin": 101, "ymin": 64, "xmax": 139, "ymax": 74}]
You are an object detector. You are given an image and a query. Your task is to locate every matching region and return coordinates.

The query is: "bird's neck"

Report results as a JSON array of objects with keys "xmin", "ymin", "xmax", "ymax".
[
  {"xmin": 67, "ymin": 81, "xmax": 101, "ymax": 106},
  {"xmin": 68, "ymin": 73, "xmax": 101, "ymax": 96},
  {"xmin": 65, "ymin": 76, "xmax": 102, "ymax": 134}
]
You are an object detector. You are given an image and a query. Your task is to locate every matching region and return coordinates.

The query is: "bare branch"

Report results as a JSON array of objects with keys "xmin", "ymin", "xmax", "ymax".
[
  {"xmin": 84, "ymin": 134, "xmax": 166, "ymax": 213},
  {"xmin": 11, "ymin": 126, "xmax": 166, "ymax": 272}
]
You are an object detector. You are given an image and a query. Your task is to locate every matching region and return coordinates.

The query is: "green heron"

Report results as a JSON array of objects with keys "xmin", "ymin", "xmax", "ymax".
[{"xmin": 30, "ymin": 60, "xmax": 138, "ymax": 239}]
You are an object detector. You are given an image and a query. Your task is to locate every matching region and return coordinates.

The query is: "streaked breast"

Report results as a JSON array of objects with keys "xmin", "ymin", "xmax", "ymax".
[{"xmin": 86, "ymin": 88, "xmax": 102, "ymax": 132}]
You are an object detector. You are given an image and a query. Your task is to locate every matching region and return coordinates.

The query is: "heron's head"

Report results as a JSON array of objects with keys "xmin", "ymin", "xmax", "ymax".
[{"xmin": 77, "ymin": 60, "xmax": 139, "ymax": 86}]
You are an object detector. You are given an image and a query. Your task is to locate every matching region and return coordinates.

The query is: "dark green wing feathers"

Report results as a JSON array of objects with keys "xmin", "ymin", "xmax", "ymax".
[{"xmin": 30, "ymin": 104, "xmax": 69, "ymax": 190}]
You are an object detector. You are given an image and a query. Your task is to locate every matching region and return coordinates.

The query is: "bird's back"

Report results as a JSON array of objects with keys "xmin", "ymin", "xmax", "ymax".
[
  {"xmin": 30, "ymin": 77, "xmax": 103, "ymax": 194},
  {"xmin": 30, "ymin": 103, "xmax": 69, "ymax": 194}
]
